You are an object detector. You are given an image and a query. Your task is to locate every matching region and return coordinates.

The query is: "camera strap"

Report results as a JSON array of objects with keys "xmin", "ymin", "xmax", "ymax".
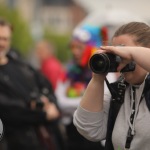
[
  {"xmin": 105, "ymin": 77, "xmax": 145, "ymax": 149},
  {"xmin": 125, "ymin": 86, "xmax": 144, "ymax": 149},
  {"xmin": 105, "ymin": 76, "xmax": 127, "ymax": 104},
  {"xmin": 125, "ymin": 86, "xmax": 136, "ymax": 149},
  {"xmin": 104, "ymin": 75, "xmax": 127, "ymax": 150}
]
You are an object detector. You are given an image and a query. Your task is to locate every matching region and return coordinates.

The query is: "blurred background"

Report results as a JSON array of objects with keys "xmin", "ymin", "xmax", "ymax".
[
  {"xmin": 0, "ymin": 1, "xmax": 150, "ymax": 150},
  {"xmin": 0, "ymin": 0, "xmax": 150, "ymax": 64}
]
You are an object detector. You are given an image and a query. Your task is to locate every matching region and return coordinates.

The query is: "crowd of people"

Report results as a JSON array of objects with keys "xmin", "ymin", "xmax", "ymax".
[{"xmin": 0, "ymin": 16, "xmax": 150, "ymax": 150}]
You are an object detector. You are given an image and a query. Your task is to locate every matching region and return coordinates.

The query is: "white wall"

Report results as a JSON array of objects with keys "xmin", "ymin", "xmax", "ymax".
[{"xmin": 74, "ymin": 0, "xmax": 150, "ymax": 22}]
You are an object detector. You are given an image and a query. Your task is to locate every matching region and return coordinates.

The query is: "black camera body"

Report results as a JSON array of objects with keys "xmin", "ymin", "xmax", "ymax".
[
  {"xmin": 36, "ymin": 97, "xmax": 44, "ymax": 109},
  {"xmin": 89, "ymin": 53, "xmax": 135, "ymax": 74}
]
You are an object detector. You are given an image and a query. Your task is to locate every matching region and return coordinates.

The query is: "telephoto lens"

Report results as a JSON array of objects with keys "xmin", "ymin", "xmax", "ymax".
[{"xmin": 89, "ymin": 53, "xmax": 119, "ymax": 73}]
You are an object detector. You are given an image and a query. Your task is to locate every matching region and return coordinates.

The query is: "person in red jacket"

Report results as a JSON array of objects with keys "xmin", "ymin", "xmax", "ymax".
[{"xmin": 35, "ymin": 40, "xmax": 66, "ymax": 91}]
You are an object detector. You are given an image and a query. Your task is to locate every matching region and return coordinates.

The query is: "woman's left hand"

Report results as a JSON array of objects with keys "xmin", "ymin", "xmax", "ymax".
[{"xmin": 100, "ymin": 46, "xmax": 134, "ymax": 71}]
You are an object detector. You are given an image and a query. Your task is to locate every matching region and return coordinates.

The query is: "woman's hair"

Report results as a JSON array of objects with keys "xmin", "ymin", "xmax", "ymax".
[{"xmin": 113, "ymin": 22, "xmax": 150, "ymax": 47}]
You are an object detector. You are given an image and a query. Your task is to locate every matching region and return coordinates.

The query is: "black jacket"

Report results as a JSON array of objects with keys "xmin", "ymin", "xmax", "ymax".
[
  {"xmin": 0, "ymin": 56, "xmax": 64, "ymax": 150},
  {"xmin": 105, "ymin": 74, "xmax": 150, "ymax": 150}
]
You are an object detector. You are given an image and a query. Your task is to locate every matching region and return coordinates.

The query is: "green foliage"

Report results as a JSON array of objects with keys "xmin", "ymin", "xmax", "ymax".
[
  {"xmin": 0, "ymin": 5, "xmax": 33, "ymax": 56},
  {"xmin": 43, "ymin": 28, "xmax": 72, "ymax": 62}
]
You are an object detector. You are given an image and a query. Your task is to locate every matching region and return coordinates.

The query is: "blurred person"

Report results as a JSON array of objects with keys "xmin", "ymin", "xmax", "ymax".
[
  {"xmin": 56, "ymin": 25, "xmax": 118, "ymax": 118},
  {"xmin": 73, "ymin": 22, "xmax": 150, "ymax": 150},
  {"xmin": 0, "ymin": 18, "xmax": 65, "ymax": 150},
  {"xmin": 55, "ymin": 25, "xmax": 107, "ymax": 150},
  {"xmin": 35, "ymin": 40, "xmax": 66, "ymax": 91}
]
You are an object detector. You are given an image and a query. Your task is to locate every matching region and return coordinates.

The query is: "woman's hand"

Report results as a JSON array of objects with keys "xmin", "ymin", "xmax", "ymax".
[{"xmin": 100, "ymin": 46, "xmax": 134, "ymax": 71}]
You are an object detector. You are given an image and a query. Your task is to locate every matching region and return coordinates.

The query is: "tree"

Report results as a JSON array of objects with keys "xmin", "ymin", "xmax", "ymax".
[{"xmin": 43, "ymin": 28, "xmax": 71, "ymax": 63}]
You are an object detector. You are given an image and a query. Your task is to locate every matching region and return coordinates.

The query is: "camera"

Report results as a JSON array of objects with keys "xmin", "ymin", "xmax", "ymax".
[
  {"xmin": 36, "ymin": 98, "xmax": 44, "ymax": 109},
  {"xmin": 89, "ymin": 53, "xmax": 135, "ymax": 73},
  {"xmin": 30, "ymin": 93, "xmax": 44, "ymax": 110}
]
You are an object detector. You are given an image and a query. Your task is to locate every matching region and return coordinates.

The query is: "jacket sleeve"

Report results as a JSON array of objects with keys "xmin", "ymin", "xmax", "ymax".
[{"xmin": 0, "ymin": 93, "xmax": 47, "ymax": 126}]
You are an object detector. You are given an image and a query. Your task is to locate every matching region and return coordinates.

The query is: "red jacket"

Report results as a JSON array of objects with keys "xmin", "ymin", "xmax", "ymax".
[{"xmin": 41, "ymin": 56, "xmax": 66, "ymax": 90}]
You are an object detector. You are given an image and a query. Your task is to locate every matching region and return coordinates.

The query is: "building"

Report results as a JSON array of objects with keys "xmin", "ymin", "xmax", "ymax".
[{"xmin": 4, "ymin": 0, "xmax": 87, "ymax": 35}]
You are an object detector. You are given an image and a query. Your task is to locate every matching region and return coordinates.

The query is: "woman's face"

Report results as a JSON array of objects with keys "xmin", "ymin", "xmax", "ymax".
[{"xmin": 112, "ymin": 34, "xmax": 148, "ymax": 85}]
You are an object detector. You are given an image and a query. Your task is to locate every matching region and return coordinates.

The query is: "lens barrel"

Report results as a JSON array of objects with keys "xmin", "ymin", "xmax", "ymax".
[
  {"xmin": 89, "ymin": 53, "xmax": 110, "ymax": 73},
  {"xmin": 89, "ymin": 53, "xmax": 135, "ymax": 74}
]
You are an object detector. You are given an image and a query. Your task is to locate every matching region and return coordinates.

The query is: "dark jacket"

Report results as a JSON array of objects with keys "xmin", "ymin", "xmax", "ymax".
[
  {"xmin": 104, "ymin": 74, "xmax": 150, "ymax": 150},
  {"xmin": 0, "ymin": 56, "xmax": 64, "ymax": 150}
]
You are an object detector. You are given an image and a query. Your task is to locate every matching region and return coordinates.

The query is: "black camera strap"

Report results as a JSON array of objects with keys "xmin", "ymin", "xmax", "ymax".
[
  {"xmin": 105, "ymin": 76, "xmax": 127, "ymax": 150},
  {"xmin": 105, "ymin": 76, "xmax": 127, "ymax": 104}
]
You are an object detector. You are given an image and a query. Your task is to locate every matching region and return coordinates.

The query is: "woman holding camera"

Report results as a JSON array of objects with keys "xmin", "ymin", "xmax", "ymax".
[{"xmin": 73, "ymin": 22, "xmax": 150, "ymax": 150}]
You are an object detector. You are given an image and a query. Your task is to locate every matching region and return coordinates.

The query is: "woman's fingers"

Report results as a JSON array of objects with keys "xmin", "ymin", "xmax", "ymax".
[
  {"xmin": 100, "ymin": 46, "xmax": 117, "ymax": 53},
  {"xmin": 100, "ymin": 46, "xmax": 127, "ymax": 56},
  {"xmin": 100, "ymin": 46, "xmax": 133, "ymax": 61},
  {"xmin": 93, "ymin": 49, "xmax": 107, "ymax": 54}
]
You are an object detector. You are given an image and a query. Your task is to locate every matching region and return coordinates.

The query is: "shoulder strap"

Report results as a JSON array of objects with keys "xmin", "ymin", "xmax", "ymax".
[
  {"xmin": 104, "ymin": 76, "xmax": 128, "ymax": 150},
  {"xmin": 143, "ymin": 74, "xmax": 150, "ymax": 111},
  {"xmin": 105, "ymin": 75, "xmax": 127, "ymax": 103}
]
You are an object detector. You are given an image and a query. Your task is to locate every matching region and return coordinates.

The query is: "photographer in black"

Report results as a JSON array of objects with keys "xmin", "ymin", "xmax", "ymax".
[
  {"xmin": 74, "ymin": 22, "xmax": 150, "ymax": 150},
  {"xmin": 0, "ymin": 18, "xmax": 65, "ymax": 150}
]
